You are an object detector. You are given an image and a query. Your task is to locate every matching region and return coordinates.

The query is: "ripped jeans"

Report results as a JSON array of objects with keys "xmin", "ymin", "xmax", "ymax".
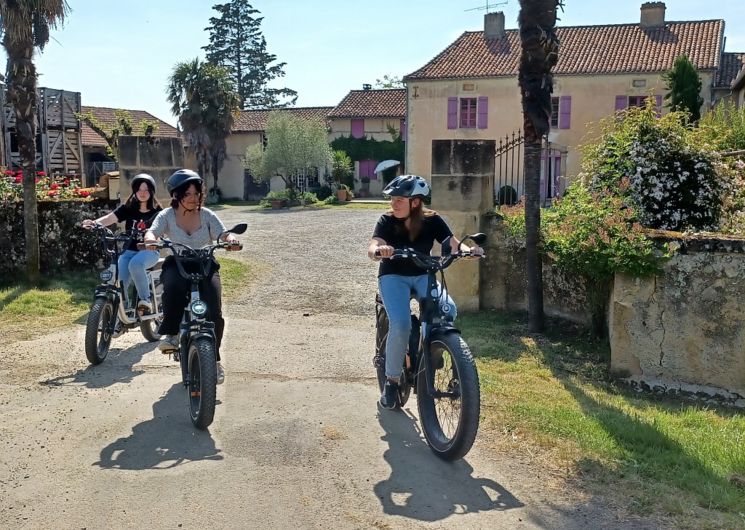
[{"xmin": 378, "ymin": 274, "xmax": 457, "ymax": 379}]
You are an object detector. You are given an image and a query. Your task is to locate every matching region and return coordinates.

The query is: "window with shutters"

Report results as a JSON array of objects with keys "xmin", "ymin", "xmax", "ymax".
[
  {"xmin": 550, "ymin": 97, "xmax": 560, "ymax": 128},
  {"xmin": 459, "ymin": 98, "xmax": 477, "ymax": 128}
]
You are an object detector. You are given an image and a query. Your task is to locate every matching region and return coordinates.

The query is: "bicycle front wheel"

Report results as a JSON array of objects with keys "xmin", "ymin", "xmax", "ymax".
[
  {"xmin": 187, "ymin": 337, "xmax": 217, "ymax": 430},
  {"xmin": 417, "ymin": 333, "xmax": 480, "ymax": 460},
  {"xmin": 84, "ymin": 296, "xmax": 115, "ymax": 365}
]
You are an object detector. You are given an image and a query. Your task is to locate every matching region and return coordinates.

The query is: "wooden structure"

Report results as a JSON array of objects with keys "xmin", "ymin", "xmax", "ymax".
[{"xmin": 1, "ymin": 87, "xmax": 84, "ymax": 175}]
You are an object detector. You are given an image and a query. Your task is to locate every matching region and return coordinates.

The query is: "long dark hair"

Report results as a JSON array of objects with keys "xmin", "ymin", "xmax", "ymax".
[
  {"xmin": 171, "ymin": 180, "xmax": 204, "ymax": 211},
  {"xmin": 125, "ymin": 181, "xmax": 161, "ymax": 211}
]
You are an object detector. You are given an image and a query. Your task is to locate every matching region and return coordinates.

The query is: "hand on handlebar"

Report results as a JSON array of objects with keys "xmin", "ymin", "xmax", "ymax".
[
  {"xmin": 373, "ymin": 245, "xmax": 394, "ymax": 259},
  {"xmin": 81, "ymin": 219, "xmax": 97, "ymax": 229},
  {"xmin": 225, "ymin": 241, "xmax": 242, "ymax": 252}
]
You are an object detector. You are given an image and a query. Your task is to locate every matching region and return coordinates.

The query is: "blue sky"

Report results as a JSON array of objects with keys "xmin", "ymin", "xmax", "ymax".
[{"xmin": 21, "ymin": 0, "xmax": 745, "ymax": 126}]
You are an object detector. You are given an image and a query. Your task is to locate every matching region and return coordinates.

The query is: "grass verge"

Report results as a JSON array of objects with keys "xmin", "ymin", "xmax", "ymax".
[
  {"xmin": 0, "ymin": 272, "xmax": 97, "ymax": 343},
  {"xmin": 459, "ymin": 310, "xmax": 745, "ymax": 529},
  {"xmin": 1, "ymin": 257, "xmax": 254, "ymax": 343}
]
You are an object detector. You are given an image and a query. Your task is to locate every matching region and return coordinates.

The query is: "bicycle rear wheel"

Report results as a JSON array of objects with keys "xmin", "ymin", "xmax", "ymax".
[
  {"xmin": 187, "ymin": 337, "xmax": 217, "ymax": 430},
  {"xmin": 417, "ymin": 333, "xmax": 480, "ymax": 460}
]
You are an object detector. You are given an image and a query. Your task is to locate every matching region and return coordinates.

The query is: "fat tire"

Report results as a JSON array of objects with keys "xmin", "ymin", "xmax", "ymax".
[
  {"xmin": 188, "ymin": 337, "xmax": 217, "ymax": 430},
  {"xmin": 84, "ymin": 296, "xmax": 114, "ymax": 365},
  {"xmin": 417, "ymin": 333, "xmax": 480, "ymax": 461},
  {"xmin": 140, "ymin": 316, "xmax": 162, "ymax": 342}
]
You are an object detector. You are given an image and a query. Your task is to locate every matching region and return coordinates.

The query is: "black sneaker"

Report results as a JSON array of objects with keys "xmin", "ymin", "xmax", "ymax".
[{"xmin": 379, "ymin": 379, "xmax": 399, "ymax": 410}]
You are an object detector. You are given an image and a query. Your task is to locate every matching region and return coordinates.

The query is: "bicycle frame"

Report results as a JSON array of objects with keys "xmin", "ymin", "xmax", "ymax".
[{"xmin": 92, "ymin": 226, "xmax": 163, "ymax": 328}]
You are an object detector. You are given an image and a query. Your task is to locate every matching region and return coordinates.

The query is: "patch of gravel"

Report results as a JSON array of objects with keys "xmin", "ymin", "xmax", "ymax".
[{"xmin": 219, "ymin": 206, "xmax": 384, "ymax": 317}]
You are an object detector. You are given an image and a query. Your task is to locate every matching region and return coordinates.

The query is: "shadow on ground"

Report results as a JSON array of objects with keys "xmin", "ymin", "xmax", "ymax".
[
  {"xmin": 374, "ymin": 407, "xmax": 523, "ymax": 522},
  {"xmin": 95, "ymin": 383, "xmax": 223, "ymax": 470}
]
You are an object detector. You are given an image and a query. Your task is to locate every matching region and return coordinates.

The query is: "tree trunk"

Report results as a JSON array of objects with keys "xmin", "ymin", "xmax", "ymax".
[
  {"xmin": 4, "ymin": 35, "xmax": 41, "ymax": 285},
  {"xmin": 518, "ymin": 0, "xmax": 560, "ymax": 333},
  {"xmin": 211, "ymin": 152, "xmax": 219, "ymax": 189}
]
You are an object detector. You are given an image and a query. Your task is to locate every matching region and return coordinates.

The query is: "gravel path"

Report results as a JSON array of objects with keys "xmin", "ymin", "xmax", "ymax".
[{"xmin": 0, "ymin": 204, "xmax": 672, "ymax": 530}]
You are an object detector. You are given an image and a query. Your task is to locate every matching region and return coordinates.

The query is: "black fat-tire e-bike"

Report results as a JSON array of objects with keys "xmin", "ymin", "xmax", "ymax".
[
  {"xmin": 85, "ymin": 225, "xmax": 164, "ymax": 365},
  {"xmin": 147, "ymin": 223, "xmax": 246, "ymax": 430},
  {"xmin": 374, "ymin": 233, "xmax": 486, "ymax": 461}
]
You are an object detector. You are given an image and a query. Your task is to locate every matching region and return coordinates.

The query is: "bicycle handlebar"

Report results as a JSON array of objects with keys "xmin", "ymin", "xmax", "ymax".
[{"xmin": 374, "ymin": 247, "xmax": 483, "ymax": 271}]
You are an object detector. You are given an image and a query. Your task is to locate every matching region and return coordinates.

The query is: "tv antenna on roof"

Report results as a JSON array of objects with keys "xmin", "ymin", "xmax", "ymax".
[{"xmin": 465, "ymin": 1, "xmax": 507, "ymax": 12}]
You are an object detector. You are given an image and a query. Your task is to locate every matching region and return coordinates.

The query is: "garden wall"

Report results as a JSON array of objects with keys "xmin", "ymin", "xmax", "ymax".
[
  {"xmin": 480, "ymin": 219, "xmax": 745, "ymax": 401},
  {"xmin": 117, "ymin": 136, "xmax": 185, "ymax": 203},
  {"xmin": 0, "ymin": 199, "xmax": 116, "ymax": 278}
]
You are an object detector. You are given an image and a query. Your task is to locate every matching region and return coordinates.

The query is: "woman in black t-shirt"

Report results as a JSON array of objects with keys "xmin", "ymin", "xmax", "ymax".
[
  {"xmin": 82, "ymin": 174, "xmax": 162, "ymax": 312},
  {"xmin": 367, "ymin": 175, "xmax": 483, "ymax": 410}
]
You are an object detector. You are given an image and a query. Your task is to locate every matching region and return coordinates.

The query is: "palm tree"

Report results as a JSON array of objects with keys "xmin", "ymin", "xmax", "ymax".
[
  {"xmin": 518, "ymin": 0, "xmax": 561, "ymax": 333},
  {"xmin": 166, "ymin": 58, "xmax": 240, "ymax": 197},
  {"xmin": 1, "ymin": 0, "xmax": 69, "ymax": 285}
]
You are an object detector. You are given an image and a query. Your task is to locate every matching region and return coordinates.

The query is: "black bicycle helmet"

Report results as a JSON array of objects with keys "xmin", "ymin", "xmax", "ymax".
[
  {"xmin": 382, "ymin": 174, "xmax": 431, "ymax": 198},
  {"xmin": 166, "ymin": 169, "xmax": 202, "ymax": 195},
  {"xmin": 131, "ymin": 173, "xmax": 156, "ymax": 194}
]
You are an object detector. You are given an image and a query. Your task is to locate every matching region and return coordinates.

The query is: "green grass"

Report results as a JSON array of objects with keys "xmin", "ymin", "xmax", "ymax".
[
  {"xmin": 1, "ymin": 257, "xmax": 254, "ymax": 342},
  {"xmin": 216, "ymin": 255, "xmax": 253, "ymax": 301},
  {"xmin": 460, "ymin": 311, "xmax": 745, "ymax": 529},
  {"xmin": 0, "ymin": 272, "xmax": 97, "ymax": 342}
]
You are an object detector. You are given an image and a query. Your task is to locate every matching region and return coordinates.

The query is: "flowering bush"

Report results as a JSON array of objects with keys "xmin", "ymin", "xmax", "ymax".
[
  {"xmin": 0, "ymin": 168, "xmax": 95, "ymax": 203},
  {"xmin": 582, "ymin": 100, "xmax": 722, "ymax": 232}
]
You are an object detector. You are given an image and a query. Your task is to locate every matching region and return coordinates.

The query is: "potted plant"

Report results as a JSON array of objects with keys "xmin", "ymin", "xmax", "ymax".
[{"xmin": 336, "ymin": 184, "xmax": 351, "ymax": 202}]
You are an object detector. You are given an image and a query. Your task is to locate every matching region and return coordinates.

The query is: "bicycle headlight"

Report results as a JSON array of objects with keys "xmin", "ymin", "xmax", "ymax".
[
  {"xmin": 99, "ymin": 268, "xmax": 113, "ymax": 282},
  {"xmin": 190, "ymin": 300, "xmax": 208, "ymax": 316}
]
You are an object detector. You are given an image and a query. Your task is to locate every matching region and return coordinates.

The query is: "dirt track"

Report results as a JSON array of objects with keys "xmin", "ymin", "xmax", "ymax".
[{"xmin": 0, "ymin": 205, "xmax": 670, "ymax": 529}]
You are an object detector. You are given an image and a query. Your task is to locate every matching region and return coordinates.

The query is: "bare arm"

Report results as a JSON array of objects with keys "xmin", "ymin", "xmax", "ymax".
[
  {"xmin": 368, "ymin": 237, "xmax": 393, "ymax": 260},
  {"xmin": 81, "ymin": 211, "xmax": 118, "ymax": 228}
]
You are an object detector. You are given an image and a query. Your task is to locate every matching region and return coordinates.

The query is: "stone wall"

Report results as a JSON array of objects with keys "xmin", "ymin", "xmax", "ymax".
[
  {"xmin": 117, "ymin": 136, "xmax": 184, "ymax": 203},
  {"xmin": 479, "ymin": 221, "xmax": 745, "ymax": 400},
  {"xmin": 0, "ymin": 199, "xmax": 116, "ymax": 278},
  {"xmin": 609, "ymin": 234, "xmax": 745, "ymax": 399},
  {"xmin": 480, "ymin": 214, "xmax": 592, "ymax": 324}
]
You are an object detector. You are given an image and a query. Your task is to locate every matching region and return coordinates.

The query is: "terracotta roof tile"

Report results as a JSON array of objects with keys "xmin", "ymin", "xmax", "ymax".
[
  {"xmin": 717, "ymin": 52, "xmax": 745, "ymax": 87},
  {"xmin": 80, "ymin": 106, "xmax": 179, "ymax": 147},
  {"xmin": 406, "ymin": 20, "xmax": 725, "ymax": 80},
  {"xmin": 328, "ymin": 89, "xmax": 406, "ymax": 118},
  {"xmin": 232, "ymin": 106, "xmax": 334, "ymax": 132}
]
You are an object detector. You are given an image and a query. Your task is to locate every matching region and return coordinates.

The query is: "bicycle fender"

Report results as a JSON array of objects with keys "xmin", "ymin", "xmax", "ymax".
[
  {"xmin": 93, "ymin": 286, "xmax": 116, "ymax": 302},
  {"xmin": 429, "ymin": 324, "xmax": 461, "ymax": 340}
]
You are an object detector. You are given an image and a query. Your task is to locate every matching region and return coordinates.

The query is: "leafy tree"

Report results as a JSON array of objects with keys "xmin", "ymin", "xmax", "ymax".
[
  {"xmin": 167, "ymin": 58, "xmax": 240, "ymax": 196},
  {"xmin": 663, "ymin": 55, "xmax": 703, "ymax": 123},
  {"xmin": 77, "ymin": 109, "xmax": 160, "ymax": 160},
  {"xmin": 1, "ymin": 0, "xmax": 69, "ymax": 285},
  {"xmin": 374, "ymin": 75, "xmax": 404, "ymax": 89},
  {"xmin": 330, "ymin": 150, "xmax": 353, "ymax": 189},
  {"xmin": 245, "ymin": 111, "xmax": 332, "ymax": 196},
  {"xmin": 518, "ymin": 0, "xmax": 561, "ymax": 333},
  {"xmin": 203, "ymin": 0, "xmax": 297, "ymax": 110}
]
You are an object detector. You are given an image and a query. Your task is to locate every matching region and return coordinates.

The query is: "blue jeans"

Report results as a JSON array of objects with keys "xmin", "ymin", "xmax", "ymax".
[
  {"xmin": 118, "ymin": 249, "xmax": 159, "ymax": 302},
  {"xmin": 378, "ymin": 274, "xmax": 457, "ymax": 379}
]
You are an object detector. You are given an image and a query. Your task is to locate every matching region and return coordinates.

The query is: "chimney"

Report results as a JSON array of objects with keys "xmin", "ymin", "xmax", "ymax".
[
  {"xmin": 640, "ymin": 2, "xmax": 666, "ymax": 28},
  {"xmin": 362, "ymin": 83, "xmax": 372, "ymax": 90},
  {"xmin": 484, "ymin": 11, "xmax": 505, "ymax": 39}
]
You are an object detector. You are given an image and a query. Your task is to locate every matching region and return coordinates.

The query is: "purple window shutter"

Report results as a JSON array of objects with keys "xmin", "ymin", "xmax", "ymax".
[
  {"xmin": 615, "ymin": 95, "xmax": 628, "ymax": 111},
  {"xmin": 447, "ymin": 97, "xmax": 458, "ymax": 129},
  {"xmin": 655, "ymin": 95, "xmax": 663, "ymax": 116},
  {"xmin": 559, "ymin": 96, "xmax": 571, "ymax": 129},
  {"xmin": 351, "ymin": 118, "xmax": 364, "ymax": 139},
  {"xmin": 400, "ymin": 119, "xmax": 407, "ymax": 141},
  {"xmin": 477, "ymin": 96, "xmax": 488, "ymax": 129}
]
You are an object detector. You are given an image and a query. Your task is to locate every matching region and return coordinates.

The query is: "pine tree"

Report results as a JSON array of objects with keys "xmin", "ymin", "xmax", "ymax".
[
  {"xmin": 663, "ymin": 55, "xmax": 703, "ymax": 123},
  {"xmin": 203, "ymin": 1, "xmax": 297, "ymax": 110}
]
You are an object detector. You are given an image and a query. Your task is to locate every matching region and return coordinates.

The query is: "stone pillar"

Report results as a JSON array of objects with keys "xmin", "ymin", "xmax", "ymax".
[
  {"xmin": 117, "ymin": 136, "xmax": 185, "ymax": 203},
  {"xmin": 430, "ymin": 139, "xmax": 495, "ymax": 311}
]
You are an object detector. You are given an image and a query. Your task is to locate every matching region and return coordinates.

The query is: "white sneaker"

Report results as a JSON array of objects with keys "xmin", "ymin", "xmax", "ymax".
[
  {"xmin": 158, "ymin": 335, "xmax": 178, "ymax": 353},
  {"xmin": 137, "ymin": 299, "xmax": 152, "ymax": 313},
  {"xmin": 216, "ymin": 362, "xmax": 225, "ymax": 385}
]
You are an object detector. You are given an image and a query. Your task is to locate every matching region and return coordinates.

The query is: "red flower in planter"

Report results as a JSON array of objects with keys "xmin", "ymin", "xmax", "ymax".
[
  {"xmin": 37, "ymin": 171, "xmax": 46, "ymax": 177},
  {"xmin": 4, "ymin": 170, "xmax": 13, "ymax": 176},
  {"xmin": 63, "ymin": 178, "xmax": 70, "ymax": 186},
  {"xmin": 14, "ymin": 175, "xmax": 22, "ymax": 183},
  {"xmin": 50, "ymin": 183, "xmax": 60, "ymax": 190},
  {"xmin": 78, "ymin": 190, "xmax": 90, "ymax": 198},
  {"xmin": 47, "ymin": 190, "xmax": 57, "ymax": 196}
]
